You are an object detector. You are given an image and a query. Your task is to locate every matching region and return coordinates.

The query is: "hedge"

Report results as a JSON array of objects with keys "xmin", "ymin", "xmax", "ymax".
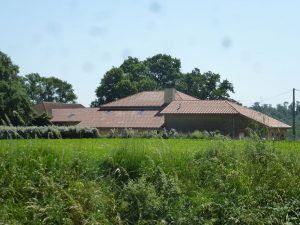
[
  {"xmin": 0, "ymin": 126, "xmax": 230, "ymax": 140},
  {"xmin": 0, "ymin": 126, "xmax": 100, "ymax": 139},
  {"xmin": 106, "ymin": 128, "xmax": 229, "ymax": 139}
]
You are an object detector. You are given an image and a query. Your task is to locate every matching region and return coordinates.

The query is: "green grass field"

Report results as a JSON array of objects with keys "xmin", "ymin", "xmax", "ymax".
[{"xmin": 1, "ymin": 139, "xmax": 300, "ymax": 224}]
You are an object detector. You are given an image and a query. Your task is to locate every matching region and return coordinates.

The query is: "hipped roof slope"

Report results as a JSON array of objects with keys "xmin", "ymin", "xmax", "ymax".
[
  {"xmin": 228, "ymin": 101, "xmax": 291, "ymax": 129},
  {"xmin": 100, "ymin": 90, "xmax": 198, "ymax": 108},
  {"xmin": 161, "ymin": 100, "xmax": 291, "ymax": 128},
  {"xmin": 51, "ymin": 108, "xmax": 164, "ymax": 129}
]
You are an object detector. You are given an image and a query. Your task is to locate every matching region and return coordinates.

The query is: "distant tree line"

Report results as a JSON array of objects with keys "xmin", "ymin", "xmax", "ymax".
[{"xmin": 251, "ymin": 101, "xmax": 300, "ymax": 138}]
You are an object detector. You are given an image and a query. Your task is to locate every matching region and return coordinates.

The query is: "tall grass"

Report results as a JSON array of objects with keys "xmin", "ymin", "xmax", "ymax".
[{"xmin": 0, "ymin": 139, "xmax": 300, "ymax": 224}]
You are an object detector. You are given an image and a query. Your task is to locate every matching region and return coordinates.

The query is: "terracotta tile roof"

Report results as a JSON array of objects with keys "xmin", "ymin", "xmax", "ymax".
[
  {"xmin": 227, "ymin": 101, "xmax": 291, "ymax": 129},
  {"xmin": 33, "ymin": 102, "xmax": 85, "ymax": 115},
  {"xmin": 51, "ymin": 108, "xmax": 98, "ymax": 123},
  {"xmin": 80, "ymin": 110, "xmax": 163, "ymax": 129},
  {"xmin": 100, "ymin": 90, "xmax": 198, "ymax": 108},
  {"xmin": 161, "ymin": 100, "xmax": 237, "ymax": 114},
  {"xmin": 51, "ymin": 108, "xmax": 164, "ymax": 129},
  {"xmin": 161, "ymin": 100, "xmax": 291, "ymax": 128},
  {"xmin": 175, "ymin": 91, "xmax": 199, "ymax": 100}
]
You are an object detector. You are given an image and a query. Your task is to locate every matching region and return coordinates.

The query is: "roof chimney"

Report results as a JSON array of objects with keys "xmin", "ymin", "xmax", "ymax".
[{"xmin": 164, "ymin": 88, "xmax": 175, "ymax": 104}]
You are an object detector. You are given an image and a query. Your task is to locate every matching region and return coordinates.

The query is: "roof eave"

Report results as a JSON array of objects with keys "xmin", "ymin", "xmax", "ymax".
[
  {"xmin": 99, "ymin": 106, "xmax": 163, "ymax": 111},
  {"xmin": 161, "ymin": 112, "xmax": 239, "ymax": 115},
  {"xmin": 267, "ymin": 126, "xmax": 291, "ymax": 129},
  {"xmin": 51, "ymin": 120, "xmax": 81, "ymax": 123},
  {"xmin": 94, "ymin": 126, "xmax": 163, "ymax": 129}
]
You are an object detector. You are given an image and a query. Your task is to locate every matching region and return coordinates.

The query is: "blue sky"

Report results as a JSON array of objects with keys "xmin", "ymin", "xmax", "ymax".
[{"xmin": 1, "ymin": 0, "xmax": 299, "ymax": 106}]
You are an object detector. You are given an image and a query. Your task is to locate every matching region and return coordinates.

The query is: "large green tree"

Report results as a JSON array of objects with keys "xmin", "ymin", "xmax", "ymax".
[
  {"xmin": 145, "ymin": 54, "xmax": 181, "ymax": 87},
  {"xmin": 176, "ymin": 69, "xmax": 235, "ymax": 100},
  {"xmin": 0, "ymin": 51, "xmax": 32, "ymax": 125},
  {"xmin": 0, "ymin": 51, "xmax": 19, "ymax": 81},
  {"xmin": 93, "ymin": 67, "xmax": 124, "ymax": 105},
  {"xmin": 22, "ymin": 73, "xmax": 77, "ymax": 104},
  {"xmin": 92, "ymin": 54, "xmax": 234, "ymax": 106}
]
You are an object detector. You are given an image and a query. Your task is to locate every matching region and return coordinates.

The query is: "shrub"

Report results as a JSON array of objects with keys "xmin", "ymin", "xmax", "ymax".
[
  {"xmin": 189, "ymin": 130, "xmax": 211, "ymax": 139},
  {"xmin": 4, "ymin": 114, "xmax": 13, "ymax": 126},
  {"xmin": 31, "ymin": 113, "xmax": 53, "ymax": 126},
  {"xmin": 121, "ymin": 128, "xmax": 137, "ymax": 138},
  {"xmin": 140, "ymin": 130, "xmax": 162, "ymax": 138},
  {"xmin": 189, "ymin": 130, "xmax": 230, "ymax": 140},
  {"xmin": 12, "ymin": 111, "xmax": 25, "ymax": 126},
  {"xmin": 0, "ymin": 126, "xmax": 233, "ymax": 140},
  {"xmin": 0, "ymin": 126, "xmax": 100, "ymax": 139},
  {"xmin": 0, "ymin": 126, "xmax": 20, "ymax": 139},
  {"xmin": 168, "ymin": 128, "xmax": 179, "ymax": 138},
  {"xmin": 116, "ymin": 165, "xmax": 183, "ymax": 224},
  {"xmin": 108, "ymin": 128, "xmax": 119, "ymax": 138},
  {"xmin": 107, "ymin": 128, "xmax": 160, "ymax": 139}
]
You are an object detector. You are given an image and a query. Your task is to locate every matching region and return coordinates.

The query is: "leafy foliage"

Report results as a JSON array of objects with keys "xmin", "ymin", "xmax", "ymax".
[
  {"xmin": 31, "ymin": 113, "xmax": 53, "ymax": 126},
  {"xmin": 21, "ymin": 73, "xmax": 77, "ymax": 104},
  {"xmin": 1, "ymin": 51, "xmax": 78, "ymax": 125},
  {"xmin": 0, "ymin": 51, "xmax": 33, "ymax": 125},
  {"xmin": 92, "ymin": 54, "xmax": 234, "ymax": 106},
  {"xmin": 0, "ymin": 51, "xmax": 19, "ymax": 81},
  {"xmin": 145, "ymin": 54, "xmax": 181, "ymax": 88},
  {"xmin": 0, "ymin": 78, "xmax": 32, "ymax": 126},
  {"xmin": 177, "ymin": 69, "xmax": 234, "ymax": 100},
  {"xmin": 12, "ymin": 110, "xmax": 25, "ymax": 126}
]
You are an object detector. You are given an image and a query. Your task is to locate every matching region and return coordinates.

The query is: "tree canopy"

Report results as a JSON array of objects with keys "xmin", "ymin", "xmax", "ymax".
[
  {"xmin": 0, "ymin": 51, "xmax": 19, "ymax": 81},
  {"xmin": 92, "ymin": 54, "xmax": 235, "ymax": 106},
  {"xmin": 0, "ymin": 51, "xmax": 32, "ymax": 125},
  {"xmin": 21, "ymin": 73, "xmax": 77, "ymax": 104},
  {"xmin": 176, "ymin": 69, "xmax": 234, "ymax": 100},
  {"xmin": 0, "ymin": 50, "xmax": 78, "ymax": 125}
]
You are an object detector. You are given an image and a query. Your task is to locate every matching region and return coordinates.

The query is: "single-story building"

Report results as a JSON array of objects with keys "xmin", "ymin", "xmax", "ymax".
[{"xmin": 50, "ymin": 88, "xmax": 291, "ymax": 138}]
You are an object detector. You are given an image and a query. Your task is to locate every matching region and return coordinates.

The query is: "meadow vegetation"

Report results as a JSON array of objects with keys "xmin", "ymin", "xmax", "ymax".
[{"xmin": 0, "ymin": 139, "xmax": 300, "ymax": 224}]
